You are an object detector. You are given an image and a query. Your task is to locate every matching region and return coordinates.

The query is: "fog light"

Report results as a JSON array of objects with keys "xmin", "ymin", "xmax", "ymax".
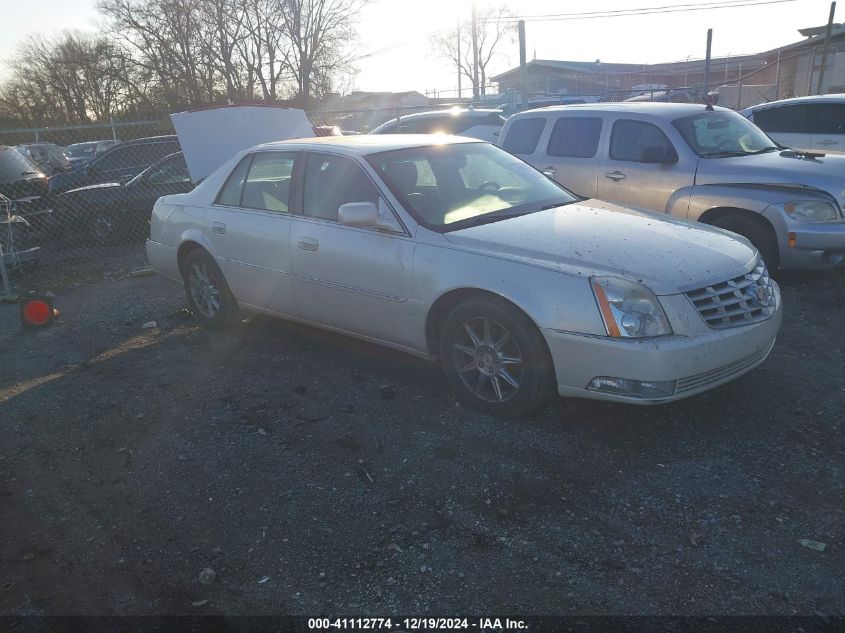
[{"xmin": 587, "ymin": 376, "xmax": 676, "ymax": 399}]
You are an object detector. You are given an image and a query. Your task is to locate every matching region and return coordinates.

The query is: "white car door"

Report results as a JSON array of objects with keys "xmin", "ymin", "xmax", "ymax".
[
  {"xmin": 289, "ymin": 152, "xmax": 417, "ymax": 348},
  {"xmin": 751, "ymin": 104, "xmax": 811, "ymax": 151},
  {"xmin": 596, "ymin": 117, "xmax": 695, "ymax": 214},
  {"xmin": 205, "ymin": 151, "xmax": 298, "ymax": 315},
  {"xmin": 808, "ymin": 102, "xmax": 845, "ymax": 153}
]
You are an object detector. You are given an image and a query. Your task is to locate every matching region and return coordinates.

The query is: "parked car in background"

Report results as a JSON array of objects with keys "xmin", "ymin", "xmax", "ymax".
[
  {"xmin": 146, "ymin": 135, "xmax": 781, "ymax": 417},
  {"xmin": 0, "ymin": 145, "xmax": 53, "ymax": 235},
  {"xmin": 369, "ymin": 109, "xmax": 505, "ymax": 142},
  {"xmin": 55, "ymin": 152, "xmax": 193, "ymax": 245},
  {"xmin": 16, "ymin": 143, "xmax": 71, "ymax": 176},
  {"xmin": 499, "ymin": 103, "xmax": 845, "ymax": 271},
  {"xmin": 740, "ymin": 94, "xmax": 845, "ymax": 154},
  {"xmin": 49, "ymin": 135, "xmax": 181, "ymax": 194},
  {"xmin": 63, "ymin": 140, "xmax": 121, "ymax": 168}
]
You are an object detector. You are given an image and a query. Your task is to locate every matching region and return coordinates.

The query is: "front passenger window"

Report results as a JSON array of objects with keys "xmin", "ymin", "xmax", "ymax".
[
  {"xmin": 610, "ymin": 120, "xmax": 675, "ymax": 163},
  {"xmin": 303, "ymin": 154, "xmax": 378, "ymax": 221}
]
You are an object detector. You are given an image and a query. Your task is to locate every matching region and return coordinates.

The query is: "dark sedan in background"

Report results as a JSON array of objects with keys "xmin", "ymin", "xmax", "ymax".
[
  {"xmin": 54, "ymin": 152, "xmax": 194, "ymax": 244},
  {"xmin": 63, "ymin": 139, "xmax": 121, "ymax": 169},
  {"xmin": 49, "ymin": 135, "xmax": 181, "ymax": 194}
]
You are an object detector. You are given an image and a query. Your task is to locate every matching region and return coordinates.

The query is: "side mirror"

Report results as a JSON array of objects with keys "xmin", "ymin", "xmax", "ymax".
[
  {"xmin": 640, "ymin": 145, "xmax": 678, "ymax": 164},
  {"xmin": 339, "ymin": 200, "xmax": 401, "ymax": 232},
  {"xmin": 339, "ymin": 201, "xmax": 379, "ymax": 227}
]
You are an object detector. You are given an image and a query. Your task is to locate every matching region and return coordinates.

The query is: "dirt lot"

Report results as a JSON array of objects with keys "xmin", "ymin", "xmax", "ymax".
[{"xmin": 1, "ymin": 263, "xmax": 843, "ymax": 616}]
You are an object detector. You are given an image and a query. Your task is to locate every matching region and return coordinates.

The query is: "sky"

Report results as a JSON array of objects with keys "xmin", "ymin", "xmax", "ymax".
[{"xmin": 0, "ymin": 0, "xmax": 836, "ymax": 94}]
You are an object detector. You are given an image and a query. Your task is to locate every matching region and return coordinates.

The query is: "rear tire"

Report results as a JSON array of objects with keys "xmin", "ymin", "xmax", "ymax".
[
  {"xmin": 713, "ymin": 214, "xmax": 779, "ymax": 272},
  {"xmin": 181, "ymin": 249, "xmax": 239, "ymax": 329},
  {"xmin": 439, "ymin": 296, "xmax": 556, "ymax": 418}
]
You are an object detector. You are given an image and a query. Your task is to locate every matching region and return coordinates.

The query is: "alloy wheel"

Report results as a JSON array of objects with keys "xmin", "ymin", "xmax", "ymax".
[
  {"xmin": 451, "ymin": 316, "xmax": 524, "ymax": 403},
  {"xmin": 188, "ymin": 262, "xmax": 222, "ymax": 318}
]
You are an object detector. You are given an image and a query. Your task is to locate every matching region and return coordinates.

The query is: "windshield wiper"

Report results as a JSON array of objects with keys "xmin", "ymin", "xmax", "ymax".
[{"xmin": 701, "ymin": 146, "xmax": 778, "ymax": 158}]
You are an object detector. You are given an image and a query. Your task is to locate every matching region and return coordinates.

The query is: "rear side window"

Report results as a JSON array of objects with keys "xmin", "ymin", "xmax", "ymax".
[
  {"xmin": 241, "ymin": 152, "xmax": 297, "ymax": 212},
  {"xmin": 547, "ymin": 117, "xmax": 603, "ymax": 158},
  {"xmin": 501, "ymin": 117, "xmax": 546, "ymax": 155},
  {"xmin": 753, "ymin": 104, "xmax": 809, "ymax": 134},
  {"xmin": 808, "ymin": 103, "xmax": 845, "ymax": 134},
  {"xmin": 609, "ymin": 119, "xmax": 674, "ymax": 162},
  {"xmin": 215, "ymin": 155, "xmax": 253, "ymax": 206}
]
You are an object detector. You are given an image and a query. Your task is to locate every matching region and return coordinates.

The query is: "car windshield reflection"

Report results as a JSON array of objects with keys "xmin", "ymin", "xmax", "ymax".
[{"xmin": 366, "ymin": 142, "xmax": 577, "ymax": 231}]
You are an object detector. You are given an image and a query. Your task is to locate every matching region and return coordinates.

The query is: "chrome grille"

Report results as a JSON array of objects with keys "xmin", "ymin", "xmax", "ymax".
[{"xmin": 685, "ymin": 259, "xmax": 777, "ymax": 329}]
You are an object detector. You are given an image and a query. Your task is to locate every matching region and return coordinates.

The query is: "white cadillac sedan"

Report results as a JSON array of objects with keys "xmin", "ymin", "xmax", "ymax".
[{"xmin": 146, "ymin": 135, "xmax": 782, "ymax": 417}]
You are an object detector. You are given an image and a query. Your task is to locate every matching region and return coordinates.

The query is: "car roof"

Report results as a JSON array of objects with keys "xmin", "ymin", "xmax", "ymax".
[
  {"xmin": 392, "ymin": 108, "xmax": 503, "ymax": 122},
  {"xmin": 253, "ymin": 134, "xmax": 481, "ymax": 154},
  {"xmin": 743, "ymin": 94, "xmax": 845, "ymax": 112},
  {"xmin": 511, "ymin": 102, "xmax": 724, "ymax": 119},
  {"xmin": 120, "ymin": 134, "xmax": 178, "ymax": 145}
]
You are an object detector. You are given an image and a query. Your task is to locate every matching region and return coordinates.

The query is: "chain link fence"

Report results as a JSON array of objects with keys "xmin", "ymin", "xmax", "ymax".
[
  {"xmin": 0, "ymin": 91, "xmax": 748, "ymax": 295},
  {"xmin": 0, "ymin": 120, "xmax": 184, "ymax": 294}
]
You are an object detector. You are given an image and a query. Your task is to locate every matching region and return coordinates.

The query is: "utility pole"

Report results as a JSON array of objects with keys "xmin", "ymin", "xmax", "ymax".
[
  {"xmin": 471, "ymin": 0, "xmax": 480, "ymax": 100},
  {"xmin": 703, "ymin": 28, "xmax": 713, "ymax": 100},
  {"xmin": 519, "ymin": 20, "xmax": 528, "ymax": 110},
  {"xmin": 816, "ymin": 1, "xmax": 836, "ymax": 94},
  {"xmin": 774, "ymin": 49, "xmax": 782, "ymax": 100},
  {"xmin": 457, "ymin": 19, "xmax": 462, "ymax": 100}
]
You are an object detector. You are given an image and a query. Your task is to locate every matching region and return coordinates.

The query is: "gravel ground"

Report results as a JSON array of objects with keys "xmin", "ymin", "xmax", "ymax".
[{"xmin": 0, "ymin": 268, "xmax": 843, "ymax": 616}]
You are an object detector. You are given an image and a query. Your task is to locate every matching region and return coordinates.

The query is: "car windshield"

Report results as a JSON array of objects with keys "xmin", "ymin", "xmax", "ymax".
[
  {"xmin": 366, "ymin": 142, "xmax": 576, "ymax": 231},
  {"xmin": 64, "ymin": 143, "xmax": 97, "ymax": 158},
  {"xmin": 672, "ymin": 110, "xmax": 778, "ymax": 157}
]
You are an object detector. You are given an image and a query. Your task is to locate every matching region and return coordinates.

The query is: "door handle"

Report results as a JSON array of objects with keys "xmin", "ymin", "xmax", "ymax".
[
  {"xmin": 212, "ymin": 222, "xmax": 227, "ymax": 234},
  {"xmin": 297, "ymin": 237, "xmax": 319, "ymax": 251},
  {"xmin": 604, "ymin": 171, "xmax": 626, "ymax": 181},
  {"xmin": 542, "ymin": 166, "xmax": 557, "ymax": 176},
  {"xmin": 816, "ymin": 139, "xmax": 838, "ymax": 145}
]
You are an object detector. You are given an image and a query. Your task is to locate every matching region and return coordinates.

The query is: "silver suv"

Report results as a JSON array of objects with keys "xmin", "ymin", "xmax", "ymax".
[{"xmin": 499, "ymin": 103, "xmax": 845, "ymax": 271}]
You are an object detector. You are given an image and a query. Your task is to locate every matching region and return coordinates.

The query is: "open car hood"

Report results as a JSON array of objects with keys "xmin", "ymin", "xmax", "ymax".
[{"xmin": 170, "ymin": 105, "xmax": 315, "ymax": 183}]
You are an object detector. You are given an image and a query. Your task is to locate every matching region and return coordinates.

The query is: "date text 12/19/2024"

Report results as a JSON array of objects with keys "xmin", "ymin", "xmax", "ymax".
[{"xmin": 307, "ymin": 618, "xmax": 528, "ymax": 630}]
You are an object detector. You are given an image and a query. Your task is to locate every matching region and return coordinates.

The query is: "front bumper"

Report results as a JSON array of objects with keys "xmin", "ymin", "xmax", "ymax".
[
  {"xmin": 763, "ymin": 206, "xmax": 845, "ymax": 269},
  {"xmin": 542, "ymin": 295, "xmax": 782, "ymax": 404}
]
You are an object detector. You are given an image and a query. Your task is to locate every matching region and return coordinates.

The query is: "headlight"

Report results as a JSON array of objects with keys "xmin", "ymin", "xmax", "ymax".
[
  {"xmin": 590, "ymin": 276, "xmax": 672, "ymax": 338},
  {"xmin": 783, "ymin": 200, "xmax": 839, "ymax": 222}
]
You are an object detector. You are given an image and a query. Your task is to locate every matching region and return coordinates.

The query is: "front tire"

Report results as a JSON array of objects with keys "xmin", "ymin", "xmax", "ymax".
[
  {"xmin": 713, "ymin": 215, "xmax": 779, "ymax": 272},
  {"xmin": 181, "ymin": 249, "xmax": 239, "ymax": 329},
  {"xmin": 439, "ymin": 296, "xmax": 556, "ymax": 418}
]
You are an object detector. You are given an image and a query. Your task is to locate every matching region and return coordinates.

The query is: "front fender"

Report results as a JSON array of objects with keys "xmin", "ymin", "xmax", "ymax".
[{"xmin": 687, "ymin": 183, "xmax": 836, "ymax": 220}]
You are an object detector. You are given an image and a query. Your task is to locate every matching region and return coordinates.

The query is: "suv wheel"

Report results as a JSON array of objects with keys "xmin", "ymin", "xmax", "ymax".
[
  {"xmin": 439, "ymin": 296, "xmax": 555, "ymax": 418},
  {"xmin": 713, "ymin": 215, "xmax": 779, "ymax": 272}
]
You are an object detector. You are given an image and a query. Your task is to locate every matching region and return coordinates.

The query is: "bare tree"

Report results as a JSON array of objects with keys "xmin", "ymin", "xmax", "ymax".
[
  {"xmin": 435, "ymin": 4, "xmax": 515, "ymax": 98},
  {"xmin": 279, "ymin": 0, "xmax": 367, "ymax": 106},
  {"xmin": 0, "ymin": 32, "xmax": 143, "ymax": 124},
  {"xmin": 99, "ymin": 0, "xmax": 219, "ymax": 110}
]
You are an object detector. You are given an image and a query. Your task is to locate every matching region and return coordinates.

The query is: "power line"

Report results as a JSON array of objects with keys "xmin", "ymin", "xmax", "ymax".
[{"xmin": 490, "ymin": 0, "xmax": 800, "ymax": 22}]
